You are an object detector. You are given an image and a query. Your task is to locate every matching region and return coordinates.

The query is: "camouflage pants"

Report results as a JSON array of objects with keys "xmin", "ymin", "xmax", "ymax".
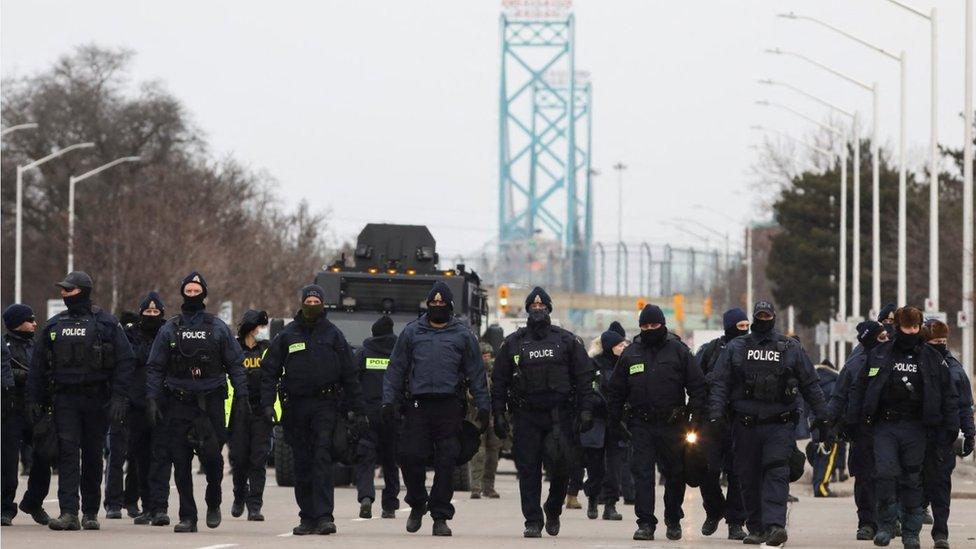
[{"xmin": 470, "ymin": 429, "xmax": 502, "ymax": 493}]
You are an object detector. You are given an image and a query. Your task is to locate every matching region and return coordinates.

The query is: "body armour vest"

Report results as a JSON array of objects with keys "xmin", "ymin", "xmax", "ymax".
[
  {"xmin": 512, "ymin": 331, "xmax": 572, "ymax": 396},
  {"xmin": 241, "ymin": 340, "xmax": 268, "ymax": 400},
  {"xmin": 280, "ymin": 325, "xmax": 342, "ymax": 392},
  {"xmin": 736, "ymin": 335, "xmax": 798, "ymax": 404},
  {"xmin": 168, "ymin": 314, "xmax": 222, "ymax": 379},
  {"xmin": 880, "ymin": 351, "xmax": 923, "ymax": 416},
  {"xmin": 51, "ymin": 314, "xmax": 113, "ymax": 374}
]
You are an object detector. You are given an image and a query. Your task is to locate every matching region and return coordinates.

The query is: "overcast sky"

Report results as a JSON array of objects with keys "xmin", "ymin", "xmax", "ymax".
[{"xmin": 2, "ymin": 0, "xmax": 972, "ymax": 259}]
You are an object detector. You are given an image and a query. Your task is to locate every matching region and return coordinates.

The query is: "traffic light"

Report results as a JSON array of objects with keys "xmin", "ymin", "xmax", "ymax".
[
  {"xmin": 636, "ymin": 298, "xmax": 647, "ymax": 310},
  {"xmin": 673, "ymin": 293, "xmax": 685, "ymax": 323},
  {"xmin": 498, "ymin": 285, "xmax": 510, "ymax": 316},
  {"xmin": 703, "ymin": 296, "xmax": 713, "ymax": 318}
]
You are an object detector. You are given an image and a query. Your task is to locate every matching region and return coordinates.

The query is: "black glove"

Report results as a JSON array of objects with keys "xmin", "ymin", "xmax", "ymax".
[
  {"xmin": 812, "ymin": 418, "xmax": 835, "ymax": 445},
  {"xmin": 263, "ymin": 405, "xmax": 276, "ymax": 423},
  {"xmin": 28, "ymin": 402, "xmax": 46, "ymax": 425},
  {"xmin": 381, "ymin": 403, "xmax": 396, "ymax": 425},
  {"xmin": 493, "ymin": 412, "xmax": 510, "ymax": 439},
  {"xmin": 962, "ymin": 435, "xmax": 975, "ymax": 458},
  {"xmin": 355, "ymin": 413, "xmax": 370, "ymax": 435},
  {"xmin": 146, "ymin": 398, "xmax": 163, "ymax": 427},
  {"xmin": 611, "ymin": 420, "xmax": 631, "ymax": 442},
  {"xmin": 579, "ymin": 410, "xmax": 594, "ymax": 433},
  {"xmin": 110, "ymin": 397, "xmax": 128, "ymax": 424},
  {"xmin": 708, "ymin": 416, "xmax": 729, "ymax": 441},
  {"xmin": 476, "ymin": 408, "xmax": 490, "ymax": 433}
]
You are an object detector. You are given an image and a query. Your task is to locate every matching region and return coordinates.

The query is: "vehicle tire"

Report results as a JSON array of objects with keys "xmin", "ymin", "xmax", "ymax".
[{"xmin": 273, "ymin": 425, "xmax": 295, "ymax": 487}]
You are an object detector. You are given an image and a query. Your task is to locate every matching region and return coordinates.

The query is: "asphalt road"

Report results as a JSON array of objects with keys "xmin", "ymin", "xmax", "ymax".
[{"xmin": 3, "ymin": 460, "xmax": 976, "ymax": 549}]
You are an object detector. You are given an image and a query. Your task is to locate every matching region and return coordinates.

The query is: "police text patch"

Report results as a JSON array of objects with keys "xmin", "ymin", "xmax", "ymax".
[
  {"xmin": 746, "ymin": 349, "xmax": 780, "ymax": 361},
  {"xmin": 629, "ymin": 363, "xmax": 645, "ymax": 375},
  {"xmin": 365, "ymin": 357, "xmax": 390, "ymax": 370},
  {"xmin": 288, "ymin": 342, "xmax": 306, "ymax": 353},
  {"xmin": 868, "ymin": 367, "xmax": 879, "ymax": 377}
]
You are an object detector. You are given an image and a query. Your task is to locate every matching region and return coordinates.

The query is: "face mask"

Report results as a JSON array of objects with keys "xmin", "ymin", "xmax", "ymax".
[
  {"xmin": 883, "ymin": 323, "xmax": 896, "ymax": 337},
  {"xmin": 527, "ymin": 309, "xmax": 550, "ymax": 326},
  {"xmin": 752, "ymin": 318, "xmax": 775, "ymax": 336},
  {"xmin": 639, "ymin": 326, "xmax": 667, "ymax": 347},
  {"xmin": 427, "ymin": 305, "xmax": 452, "ymax": 324},
  {"xmin": 182, "ymin": 294, "xmax": 205, "ymax": 313},
  {"xmin": 12, "ymin": 329, "xmax": 34, "ymax": 340},
  {"xmin": 894, "ymin": 330, "xmax": 921, "ymax": 351},
  {"xmin": 930, "ymin": 343, "xmax": 948, "ymax": 356},
  {"xmin": 63, "ymin": 289, "xmax": 92, "ymax": 314},
  {"xmin": 724, "ymin": 326, "xmax": 748, "ymax": 340},
  {"xmin": 140, "ymin": 315, "xmax": 165, "ymax": 334},
  {"xmin": 302, "ymin": 303, "xmax": 324, "ymax": 323}
]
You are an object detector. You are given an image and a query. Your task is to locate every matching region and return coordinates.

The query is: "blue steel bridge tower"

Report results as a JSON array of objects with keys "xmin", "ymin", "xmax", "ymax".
[{"xmin": 498, "ymin": 9, "xmax": 593, "ymax": 292}]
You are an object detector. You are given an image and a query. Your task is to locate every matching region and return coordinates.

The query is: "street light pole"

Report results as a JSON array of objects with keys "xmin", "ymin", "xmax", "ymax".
[
  {"xmin": 15, "ymin": 142, "xmax": 95, "ymax": 302},
  {"xmin": 67, "ymin": 156, "xmax": 141, "ymax": 272},
  {"xmin": 613, "ymin": 162, "xmax": 626, "ymax": 247},
  {"xmin": 963, "ymin": 0, "xmax": 974, "ymax": 377}
]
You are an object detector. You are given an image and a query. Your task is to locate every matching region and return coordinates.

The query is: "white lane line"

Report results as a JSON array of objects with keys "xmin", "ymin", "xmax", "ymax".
[
  {"xmin": 351, "ymin": 518, "xmax": 371, "ymax": 522},
  {"xmin": 43, "ymin": 498, "xmax": 58, "ymax": 503},
  {"xmin": 195, "ymin": 545, "xmax": 238, "ymax": 549},
  {"xmin": 277, "ymin": 532, "xmax": 293, "ymax": 537}
]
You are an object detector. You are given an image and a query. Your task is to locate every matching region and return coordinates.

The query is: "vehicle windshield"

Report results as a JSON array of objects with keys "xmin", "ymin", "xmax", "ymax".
[{"xmin": 329, "ymin": 310, "xmax": 421, "ymax": 350}]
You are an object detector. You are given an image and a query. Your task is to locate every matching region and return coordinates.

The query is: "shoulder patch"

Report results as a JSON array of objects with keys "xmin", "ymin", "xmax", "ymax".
[
  {"xmin": 868, "ymin": 367, "xmax": 879, "ymax": 377},
  {"xmin": 629, "ymin": 363, "xmax": 645, "ymax": 375}
]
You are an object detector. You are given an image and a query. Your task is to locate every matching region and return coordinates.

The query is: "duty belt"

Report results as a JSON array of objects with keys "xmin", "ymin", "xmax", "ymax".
[
  {"xmin": 281, "ymin": 384, "xmax": 339, "ymax": 404},
  {"xmin": 876, "ymin": 408, "xmax": 921, "ymax": 423},
  {"xmin": 54, "ymin": 381, "xmax": 109, "ymax": 396},
  {"xmin": 633, "ymin": 406, "xmax": 686, "ymax": 424},
  {"xmin": 167, "ymin": 386, "xmax": 224, "ymax": 402},
  {"xmin": 738, "ymin": 409, "xmax": 798, "ymax": 427}
]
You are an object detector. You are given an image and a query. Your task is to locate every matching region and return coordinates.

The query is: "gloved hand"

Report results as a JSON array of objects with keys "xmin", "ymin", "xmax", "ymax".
[
  {"xmin": 28, "ymin": 402, "xmax": 46, "ymax": 425},
  {"xmin": 476, "ymin": 408, "xmax": 490, "ymax": 433},
  {"xmin": 110, "ymin": 397, "xmax": 128, "ymax": 424},
  {"xmin": 611, "ymin": 420, "xmax": 631, "ymax": 442},
  {"xmin": 579, "ymin": 410, "xmax": 594, "ymax": 433},
  {"xmin": 812, "ymin": 418, "xmax": 835, "ymax": 445},
  {"xmin": 381, "ymin": 403, "xmax": 396, "ymax": 425},
  {"xmin": 493, "ymin": 412, "xmax": 510, "ymax": 439},
  {"xmin": 708, "ymin": 416, "xmax": 729, "ymax": 441},
  {"xmin": 262, "ymin": 405, "xmax": 276, "ymax": 423},
  {"xmin": 961, "ymin": 435, "xmax": 975, "ymax": 458},
  {"xmin": 355, "ymin": 413, "xmax": 370, "ymax": 435},
  {"xmin": 146, "ymin": 398, "xmax": 163, "ymax": 427}
]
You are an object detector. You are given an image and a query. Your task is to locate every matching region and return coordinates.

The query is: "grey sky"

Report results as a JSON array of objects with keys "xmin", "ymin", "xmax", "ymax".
[{"xmin": 2, "ymin": 0, "xmax": 972, "ymax": 259}]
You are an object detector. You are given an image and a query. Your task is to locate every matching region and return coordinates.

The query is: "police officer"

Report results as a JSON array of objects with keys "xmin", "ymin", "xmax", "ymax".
[
  {"xmin": 1, "ymin": 304, "xmax": 52, "ymax": 527},
  {"xmin": 261, "ymin": 284, "xmax": 366, "ymax": 536},
  {"xmin": 921, "ymin": 320, "xmax": 974, "ymax": 549},
  {"xmin": 491, "ymin": 286, "xmax": 597, "ymax": 538},
  {"xmin": 353, "ymin": 315, "xmax": 400, "ymax": 519},
  {"xmin": 693, "ymin": 307, "xmax": 749, "ymax": 540},
  {"xmin": 228, "ymin": 309, "xmax": 271, "ymax": 521},
  {"xmin": 827, "ymin": 320, "xmax": 888, "ymax": 541},
  {"xmin": 709, "ymin": 301, "xmax": 828, "ymax": 546},
  {"xmin": 469, "ymin": 342, "xmax": 502, "ymax": 500},
  {"xmin": 126, "ymin": 293, "xmax": 172, "ymax": 527},
  {"xmin": 810, "ymin": 359, "xmax": 840, "ymax": 498},
  {"xmin": 26, "ymin": 271, "xmax": 135, "ymax": 531},
  {"xmin": 848, "ymin": 306, "xmax": 958, "ymax": 549},
  {"xmin": 146, "ymin": 272, "xmax": 249, "ymax": 533},
  {"xmin": 605, "ymin": 304, "xmax": 706, "ymax": 541},
  {"xmin": 383, "ymin": 281, "xmax": 490, "ymax": 537}
]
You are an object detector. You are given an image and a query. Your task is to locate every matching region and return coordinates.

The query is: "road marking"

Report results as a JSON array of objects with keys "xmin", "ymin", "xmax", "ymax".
[
  {"xmin": 351, "ymin": 518, "xmax": 372, "ymax": 521},
  {"xmin": 43, "ymin": 498, "xmax": 57, "ymax": 503},
  {"xmin": 277, "ymin": 532, "xmax": 293, "ymax": 537},
  {"xmin": 195, "ymin": 545, "xmax": 238, "ymax": 549}
]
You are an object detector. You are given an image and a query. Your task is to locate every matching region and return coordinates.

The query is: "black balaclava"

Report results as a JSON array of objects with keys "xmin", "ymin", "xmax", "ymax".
[
  {"xmin": 64, "ymin": 287, "xmax": 93, "ymax": 315},
  {"xmin": 751, "ymin": 301, "xmax": 776, "ymax": 337},
  {"xmin": 426, "ymin": 281, "xmax": 454, "ymax": 325},
  {"xmin": 638, "ymin": 304, "xmax": 668, "ymax": 347},
  {"xmin": 894, "ymin": 329, "xmax": 922, "ymax": 352},
  {"xmin": 855, "ymin": 320, "xmax": 885, "ymax": 351},
  {"xmin": 300, "ymin": 285, "xmax": 325, "ymax": 325},
  {"xmin": 180, "ymin": 271, "xmax": 208, "ymax": 313},
  {"xmin": 722, "ymin": 308, "xmax": 749, "ymax": 341},
  {"xmin": 930, "ymin": 343, "xmax": 949, "ymax": 357},
  {"xmin": 139, "ymin": 291, "xmax": 166, "ymax": 335},
  {"xmin": 525, "ymin": 286, "xmax": 553, "ymax": 339}
]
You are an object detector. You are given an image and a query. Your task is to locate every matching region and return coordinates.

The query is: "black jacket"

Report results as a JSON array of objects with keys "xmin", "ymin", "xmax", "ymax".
[
  {"xmin": 124, "ymin": 324, "xmax": 160, "ymax": 407},
  {"xmin": 354, "ymin": 333, "xmax": 397, "ymax": 414}
]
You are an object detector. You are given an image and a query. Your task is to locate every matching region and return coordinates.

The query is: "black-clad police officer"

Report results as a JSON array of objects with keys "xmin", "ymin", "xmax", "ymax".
[
  {"xmin": 146, "ymin": 272, "xmax": 249, "ymax": 532},
  {"xmin": 826, "ymin": 320, "xmax": 888, "ymax": 541},
  {"xmin": 126, "ymin": 293, "xmax": 172, "ymax": 527},
  {"xmin": 26, "ymin": 271, "xmax": 135, "ymax": 531},
  {"xmin": 921, "ymin": 320, "xmax": 973, "ymax": 549},
  {"xmin": 353, "ymin": 315, "xmax": 400, "ymax": 519},
  {"xmin": 261, "ymin": 284, "xmax": 366, "ymax": 536},
  {"xmin": 606, "ymin": 304, "xmax": 707, "ymax": 541},
  {"xmin": 849, "ymin": 306, "xmax": 958, "ymax": 549},
  {"xmin": 383, "ymin": 281, "xmax": 490, "ymax": 537},
  {"xmin": 1, "ymin": 304, "xmax": 52, "ymax": 527},
  {"xmin": 228, "ymin": 309, "xmax": 271, "ymax": 521},
  {"xmin": 491, "ymin": 287, "xmax": 597, "ymax": 538},
  {"xmin": 693, "ymin": 307, "xmax": 749, "ymax": 540},
  {"xmin": 709, "ymin": 301, "xmax": 828, "ymax": 546}
]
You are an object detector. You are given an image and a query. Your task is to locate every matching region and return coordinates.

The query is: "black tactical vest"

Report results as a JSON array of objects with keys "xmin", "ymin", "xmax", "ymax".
[
  {"xmin": 280, "ymin": 324, "xmax": 342, "ymax": 392},
  {"xmin": 736, "ymin": 335, "xmax": 798, "ymax": 404},
  {"xmin": 241, "ymin": 340, "xmax": 268, "ymax": 400},
  {"xmin": 168, "ymin": 314, "xmax": 222, "ymax": 379},
  {"xmin": 512, "ymin": 331, "xmax": 572, "ymax": 397},
  {"xmin": 51, "ymin": 314, "xmax": 113, "ymax": 374},
  {"xmin": 880, "ymin": 352, "xmax": 923, "ymax": 415}
]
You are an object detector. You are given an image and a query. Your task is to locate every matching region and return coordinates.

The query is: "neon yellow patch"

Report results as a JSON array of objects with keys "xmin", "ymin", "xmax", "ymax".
[
  {"xmin": 629, "ymin": 363, "xmax": 645, "ymax": 375},
  {"xmin": 50, "ymin": 332, "xmax": 56, "ymax": 341},
  {"xmin": 868, "ymin": 367, "xmax": 879, "ymax": 377},
  {"xmin": 513, "ymin": 355, "xmax": 520, "ymax": 366},
  {"xmin": 366, "ymin": 358, "xmax": 390, "ymax": 370},
  {"xmin": 288, "ymin": 342, "xmax": 306, "ymax": 353}
]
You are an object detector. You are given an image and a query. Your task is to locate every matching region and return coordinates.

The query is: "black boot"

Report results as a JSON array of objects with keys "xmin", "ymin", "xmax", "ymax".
[
  {"xmin": 381, "ymin": 508, "xmax": 396, "ymax": 519},
  {"xmin": 0, "ymin": 514, "xmax": 11, "ymax": 526},
  {"xmin": 857, "ymin": 525, "xmax": 877, "ymax": 540},
  {"xmin": 406, "ymin": 508, "xmax": 424, "ymax": 533},
  {"xmin": 902, "ymin": 534, "xmax": 921, "ymax": 549},
  {"xmin": 432, "ymin": 519, "xmax": 452, "ymax": 536},
  {"xmin": 105, "ymin": 506, "xmax": 122, "ymax": 519},
  {"xmin": 602, "ymin": 502, "xmax": 622, "ymax": 521},
  {"xmin": 133, "ymin": 512, "xmax": 152, "ymax": 525},
  {"xmin": 743, "ymin": 529, "xmax": 768, "ymax": 545},
  {"xmin": 247, "ymin": 505, "xmax": 264, "ymax": 521},
  {"xmin": 933, "ymin": 533, "xmax": 950, "ymax": 549},
  {"xmin": 633, "ymin": 525, "xmax": 654, "ymax": 540},
  {"xmin": 728, "ymin": 523, "xmax": 746, "ymax": 540},
  {"xmin": 524, "ymin": 523, "xmax": 542, "ymax": 538},
  {"xmin": 150, "ymin": 512, "xmax": 171, "ymax": 526},
  {"xmin": 81, "ymin": 514, "xmax": 100, "ymax": 530},
  {"xmin": 544, "ymin": 510, "xmax": 560, "ymax": 536},
  {"xmin": 173, "ymin": 519, "xmax": 198, "ymax": 533},
  {"xmin": 702, "ymin": 516, "xmax": 720, "ymax": 536},
  {"xmin": 766, "ymin": 525, "xmax": 788, "ymax": 546},
  {"xmin": 125, "ymin": 503, "xmax": 141, "ymax": 518},
  {"xmin": 292, "ymin": 519, "xmax": 315, "ymax": 535},
  {"xmin": 874, "ymin": 527, "xmax": 893, "ymax": 547},
  {"xmin": 48, "ymin": 513, "xmax": 80, "ymax": 531},
  {"xmin": 231, "ymin": 500, "xmax": 244, "ymax": 518},
  {"xmin": 360, "ymin": 498, "xmax": 373, "ymax": 519},
  {"xmin": 206, "ymin": 506, "xmax": 221, "ymax": 528},
  {"xmin": 665, "ymin": 521, "xmax": 682, "ymax": 540},
  {"xmin": 315, "ymin": 518, "xmax": 337, "ymax": 535},
  {"xmin": 586, "ymin": 498, "xmax": 598, "ymax": 520},
  {"xmin": 18, "ymin": 503, "xmax": 50, "ymax": 525}
]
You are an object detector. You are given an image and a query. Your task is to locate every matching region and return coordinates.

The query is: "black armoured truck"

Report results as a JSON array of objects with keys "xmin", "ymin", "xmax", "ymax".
[{"xmin": 273, "ymin": 224, "xmax": 488, "ymax": 489}]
